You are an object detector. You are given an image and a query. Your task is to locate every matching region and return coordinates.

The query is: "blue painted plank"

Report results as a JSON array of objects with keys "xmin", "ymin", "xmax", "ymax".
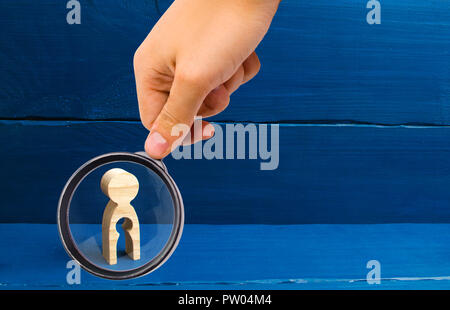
[
  {"xmin": 2, "ymin": 120, "xmax": 450, "ymax": 223},
  {"xmin": 1, "ymin": 224, "xmax": 449, "ymax": 289},
  {"xmin": 0, "ymin": 0, "xmax": 449, "ymax": 124},
  {"xmin": 0, "ymin": 0, "xmax": 160, "ymax": 119}
]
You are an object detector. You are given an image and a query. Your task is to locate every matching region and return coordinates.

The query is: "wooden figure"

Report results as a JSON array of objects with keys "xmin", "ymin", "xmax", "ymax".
[{"xmin": 101, "ymin": 168, "xmax": 140, "ymax": 265}]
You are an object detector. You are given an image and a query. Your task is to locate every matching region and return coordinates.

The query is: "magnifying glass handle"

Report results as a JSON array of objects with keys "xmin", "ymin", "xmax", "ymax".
[{"xmin": 134, "ymin": 151, "xmax": 167, "ymax": 172}]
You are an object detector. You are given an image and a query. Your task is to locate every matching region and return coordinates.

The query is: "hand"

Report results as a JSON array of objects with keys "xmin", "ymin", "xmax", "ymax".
[{"xmin": 134, "ymin": 0, "xmax": 280, "ymax": 159}]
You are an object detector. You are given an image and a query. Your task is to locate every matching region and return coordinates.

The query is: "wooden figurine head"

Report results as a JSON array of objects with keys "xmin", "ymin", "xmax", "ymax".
[{"xmin": 100, "ymin": 168, "xmax": 139, "ymax": 204}]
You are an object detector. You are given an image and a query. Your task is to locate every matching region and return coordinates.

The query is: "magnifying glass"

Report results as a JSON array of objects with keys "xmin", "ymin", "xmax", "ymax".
[{"xmin": 57, "ymin": 152, "xmax": 184, "ymax": 280}]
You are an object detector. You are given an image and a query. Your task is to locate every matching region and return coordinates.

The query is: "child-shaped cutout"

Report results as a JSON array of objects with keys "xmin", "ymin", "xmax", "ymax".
[{"xmin": 100, "ymin": 168, "xmax": 140, "ymax": 265}]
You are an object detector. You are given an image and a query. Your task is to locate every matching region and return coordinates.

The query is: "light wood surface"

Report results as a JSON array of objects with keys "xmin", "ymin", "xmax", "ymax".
[{"xmin": 101, "ymin": 168, "xmax": 140, "ymax": 265}]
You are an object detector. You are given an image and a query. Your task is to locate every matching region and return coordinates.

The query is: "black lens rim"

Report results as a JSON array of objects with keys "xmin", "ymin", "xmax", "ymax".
[{"xmin": 57, "ymin": 152, "xmax": 184, "ymax": 280}]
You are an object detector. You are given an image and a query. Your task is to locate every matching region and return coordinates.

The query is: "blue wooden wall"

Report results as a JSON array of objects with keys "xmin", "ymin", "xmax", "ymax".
[{"xmin": 0, "ymin": 0, "xmax": 449, "ymax": 224}]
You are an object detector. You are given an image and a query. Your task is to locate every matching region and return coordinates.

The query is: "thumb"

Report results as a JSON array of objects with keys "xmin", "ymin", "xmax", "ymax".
[{"xmin": 145, "ymin": 72, "xmax": 211, "ymax": 159}]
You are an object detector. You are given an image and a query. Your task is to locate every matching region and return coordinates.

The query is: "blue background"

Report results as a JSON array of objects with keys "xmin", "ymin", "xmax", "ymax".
[{"xmin": 0, "ymin": 0, "xmax": 449, "ymax": 289}]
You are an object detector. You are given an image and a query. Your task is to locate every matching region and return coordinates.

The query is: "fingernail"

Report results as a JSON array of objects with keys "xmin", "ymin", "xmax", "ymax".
[
  {"xmin": 203, "ymin": 124, "xmax": 215, "ymax": 137},
  {"xmin": 145, "ymin": 131, "xmax": 169, "ymax": 158}
]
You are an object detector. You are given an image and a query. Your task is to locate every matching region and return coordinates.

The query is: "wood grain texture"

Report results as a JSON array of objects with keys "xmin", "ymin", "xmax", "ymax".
[
  {"xmin": 0, "ymin": 0, "xmax": 160, "ymax": 120},
  {"xmin": 1, "ymin": 223, "xmax": 449, "ymax": 289},
  {"xmin": 2, "ymin": 120, "xmax": 450, "ymax": 224},
  {"xmin": 101, "ymin": 168, "xmax": 141, "ymax": 265},
  {"xmin": 0, "ymin": 0, "xmax": 448, "ymax": 124}
]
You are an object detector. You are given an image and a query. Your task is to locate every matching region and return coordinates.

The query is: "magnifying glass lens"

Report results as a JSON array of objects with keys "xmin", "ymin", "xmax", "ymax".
[{"xmin": 64, "ymin": 158, "xmax": 178, "ymax": 274}]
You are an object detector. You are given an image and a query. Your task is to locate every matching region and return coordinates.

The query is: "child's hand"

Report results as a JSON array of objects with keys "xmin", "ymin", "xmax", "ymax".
[{"xmin": 134, "ymin": 0, "xmax": 280, "ymax": 159}]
